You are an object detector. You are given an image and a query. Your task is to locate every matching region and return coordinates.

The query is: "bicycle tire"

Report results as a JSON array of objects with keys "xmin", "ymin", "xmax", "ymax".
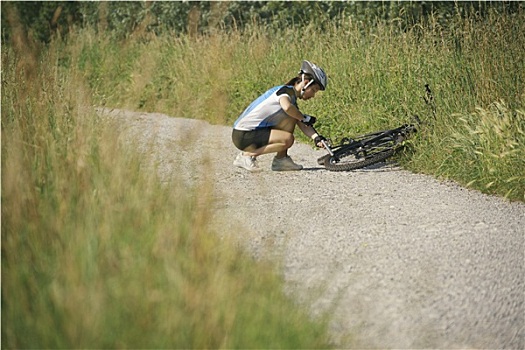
[
  {"xmin": 323, "ymin": 135, "xmax": 398, "ymax": 171},
  {"xmin": 315, "ymin": 130, "xmax": 385, "ymax": 166}
]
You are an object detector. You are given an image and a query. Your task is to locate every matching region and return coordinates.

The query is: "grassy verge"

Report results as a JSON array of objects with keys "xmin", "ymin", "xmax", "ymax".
[
  {"xmin": 1, "ymin": 32, "xmax": 332, "ymax": 348},
  {"xmin": 3, "ymin": 5, "xmax": 523, "ymax": 347},
  {"xmin": 72, "ymin": 8, "xmax": 524, "ymax": 201}
]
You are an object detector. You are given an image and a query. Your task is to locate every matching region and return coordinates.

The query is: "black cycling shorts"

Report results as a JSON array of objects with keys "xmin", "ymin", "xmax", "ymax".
[{"xmin": 232, "ymin": 128, "xmax": 271, "ymax": 151}]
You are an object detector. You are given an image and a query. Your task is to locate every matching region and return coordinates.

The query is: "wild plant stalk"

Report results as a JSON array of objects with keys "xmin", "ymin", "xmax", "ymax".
[
  {"xmin": 1, "ymin": 24, "xmax": 331, "ymax": 350},
  {"xmin": 71, "ymin": 8, "xmax": 524, "ymax": 200},
  {"xmin": 3, "ymin": 5, "xmax": 523, "ymax": 347}
]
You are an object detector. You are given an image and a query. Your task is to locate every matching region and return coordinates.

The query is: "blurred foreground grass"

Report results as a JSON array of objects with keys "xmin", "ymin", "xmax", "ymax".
[
  {"xmin": 1, "ymin": 28, "xmax": 331, "ymax": 348},
  {"xmin": 2, "ymin": 4, "xmax": 524, "ymax": 347}
]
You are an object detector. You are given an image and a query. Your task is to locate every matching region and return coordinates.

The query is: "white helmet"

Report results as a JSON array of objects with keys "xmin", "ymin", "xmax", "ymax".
[{"xmin": 299, "ymin": 60, "xmax": 328, "ymax": 91}]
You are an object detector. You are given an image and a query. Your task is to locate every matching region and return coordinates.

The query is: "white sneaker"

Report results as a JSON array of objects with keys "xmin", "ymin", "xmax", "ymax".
[
  {"xmin": 271, "ymin": 155, "xmax": 303, "ymax": 171},
  {"xmin": 233, "ymin": 152, "xmax": 261, "ymax": 172}
]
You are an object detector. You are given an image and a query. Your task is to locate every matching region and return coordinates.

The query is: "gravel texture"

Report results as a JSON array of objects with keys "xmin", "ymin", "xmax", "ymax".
[{"xmin": 102, "ymin": 108, "xmax": 524, "ymax": 349}]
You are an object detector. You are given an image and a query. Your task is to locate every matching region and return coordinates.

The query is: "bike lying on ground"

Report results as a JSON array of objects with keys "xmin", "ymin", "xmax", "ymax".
[
  {"xmin": 315, "ymin": 122, "xmax": 418, "ymax": 171},
  {"xmin": 314, "ymin": 84, "xmax": 435, "ymax": 172}
]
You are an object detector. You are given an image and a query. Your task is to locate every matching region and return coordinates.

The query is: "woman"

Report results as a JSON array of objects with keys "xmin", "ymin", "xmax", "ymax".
[{"xmin": 232, "ymin": 60, "xmax": 328, "ymax": 172}]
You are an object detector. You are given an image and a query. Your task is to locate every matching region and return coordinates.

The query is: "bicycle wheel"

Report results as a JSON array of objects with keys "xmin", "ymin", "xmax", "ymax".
[
  {"xmin": 316, "ymin": 131, "xmax": 384, "ymax": 166},
  {"xmin": 323, "ymin": 134, "xmax": 397, "ymax": 171}
]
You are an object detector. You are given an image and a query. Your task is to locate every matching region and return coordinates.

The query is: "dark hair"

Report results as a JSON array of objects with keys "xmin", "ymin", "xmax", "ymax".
[
  {"xmin": 285, "ymin": 76, "xmax": 300, "ymax": 86},
  {"xmin": 285, "ymin": 73, "xmax": 315, "ymax": 87}
]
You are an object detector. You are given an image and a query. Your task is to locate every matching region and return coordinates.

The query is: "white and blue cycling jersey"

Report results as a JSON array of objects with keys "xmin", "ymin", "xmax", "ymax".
[{"xmin": 233, "ymin": 85, "xmax": 297, "ymax": 131}]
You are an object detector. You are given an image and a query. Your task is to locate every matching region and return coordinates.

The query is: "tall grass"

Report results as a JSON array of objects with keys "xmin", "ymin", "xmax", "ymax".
[
  {"xmin": 71, "ymin": 6, "xmax": 524, "ymax": 200},
  {"xmin": 3, "ymin": 4, "xmax": 523, "ymax": 345},
  {"xmin": 1, "ymin": 21, "xmax": 331, "ymax": 349}
]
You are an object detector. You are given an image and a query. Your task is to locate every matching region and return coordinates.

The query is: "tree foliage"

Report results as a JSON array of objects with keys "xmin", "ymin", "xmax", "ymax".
[{"xmin": 2, "ymin": 1, "xmax": 522, "ymax": 43}]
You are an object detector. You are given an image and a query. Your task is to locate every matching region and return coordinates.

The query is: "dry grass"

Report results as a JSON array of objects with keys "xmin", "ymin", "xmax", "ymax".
[{"xmin": 1, "ymin": 12, "xmax": 332, "ymax": 349}]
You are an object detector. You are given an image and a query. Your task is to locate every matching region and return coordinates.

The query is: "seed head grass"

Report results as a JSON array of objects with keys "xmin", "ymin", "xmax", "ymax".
[{"xmin": 1, "ymin": 20, "xmax": 332, "ymax": 349}]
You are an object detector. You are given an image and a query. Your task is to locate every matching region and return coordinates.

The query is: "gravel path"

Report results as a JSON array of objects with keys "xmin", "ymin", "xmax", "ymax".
[{"xmin": 103, "ymin": 109, "xmax": 524, "ymax": 349}]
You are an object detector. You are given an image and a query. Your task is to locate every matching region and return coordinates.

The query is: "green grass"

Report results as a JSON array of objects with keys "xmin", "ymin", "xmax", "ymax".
[
  {"xmin": 2, "ymin": 5, "xmax": 524, "ymax": 348},
  {"xmin": 1, "ymin": 29, "xmax": 332, "ymax": 348},
  {"xmin": 69, "ymin": 8, "xmax": 524, "ymax": 201}
]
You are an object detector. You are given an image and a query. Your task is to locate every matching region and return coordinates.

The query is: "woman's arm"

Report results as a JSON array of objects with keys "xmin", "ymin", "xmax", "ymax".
[
  {"xmin": 279, "ymin": 95, "xmax": 304, "ymax": 121},
  {"xmin": 279, "ymin": 95, "xmax": 324, "ymax": 146},
  {"xmin": 296, "ymin": 120, "xmax": 316, "ymax": 138}
]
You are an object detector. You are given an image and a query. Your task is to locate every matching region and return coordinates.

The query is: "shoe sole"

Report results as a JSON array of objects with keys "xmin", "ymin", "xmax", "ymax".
[
  {"xmin": 234, "ymin": 162, "xmax": 262, "ymax": 172},
  {"xmin": 271, "ymin": 166, "xmax": 303, "ymax": 171}
]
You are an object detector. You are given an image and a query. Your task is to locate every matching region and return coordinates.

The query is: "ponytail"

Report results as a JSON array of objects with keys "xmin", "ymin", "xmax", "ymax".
[
  {"xmin": 285, "ymin": 73, "xmax": 314, "ymax": 87},
  {"xmin": 285, "ymin": 76, "xmax": 300, "ymax": 86}
]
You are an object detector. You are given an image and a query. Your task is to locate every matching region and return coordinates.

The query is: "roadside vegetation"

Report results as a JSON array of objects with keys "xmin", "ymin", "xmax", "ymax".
[
  {"xmin": 2, "ymin": 1, "xmax": 523, "ymax": 348},
  {"xmin": 15, "ymin": 1, "xmax": 520, "ymax": 201},
  {"xmin": 2, "ymin": 3, "xmax": 333, "ymax": 348}
]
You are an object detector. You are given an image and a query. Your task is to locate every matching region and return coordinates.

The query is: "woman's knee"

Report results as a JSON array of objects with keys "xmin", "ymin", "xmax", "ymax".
[
  {"xmin": 283, "ymin": 133, "xmax": 295, "ymax": 148},
  {"xmin": 269, "ymin": 129, "xmax": 295, "ymax": 150}
]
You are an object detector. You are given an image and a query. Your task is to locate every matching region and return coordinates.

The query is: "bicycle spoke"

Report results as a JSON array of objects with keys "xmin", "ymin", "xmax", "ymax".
[{"xmin": 323, "ymin": 135, "xmax": 398, "ymax": 171}]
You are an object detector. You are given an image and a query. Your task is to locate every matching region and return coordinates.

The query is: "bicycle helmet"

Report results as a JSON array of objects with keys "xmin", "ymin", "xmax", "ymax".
[{"xmin": 299, "ymin": 60, "xmax": 328, "ymax": 94}]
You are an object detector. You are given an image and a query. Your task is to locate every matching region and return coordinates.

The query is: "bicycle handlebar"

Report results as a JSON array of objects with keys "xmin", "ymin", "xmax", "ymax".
[{"xmin": 321, "ymin": 139, "xmax": 335, "ymax": 156}]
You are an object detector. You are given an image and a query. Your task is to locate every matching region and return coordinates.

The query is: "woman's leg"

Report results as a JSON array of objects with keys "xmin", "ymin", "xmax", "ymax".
[{"xmin": 243, "ymin": 117, "xmax": 297, "ymax": 157}]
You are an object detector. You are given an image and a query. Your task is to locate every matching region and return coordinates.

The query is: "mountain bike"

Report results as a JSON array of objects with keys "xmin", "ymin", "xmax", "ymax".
[{"xmin": 315, "ymin": 84, "xmax": 435, "ymax": 172}]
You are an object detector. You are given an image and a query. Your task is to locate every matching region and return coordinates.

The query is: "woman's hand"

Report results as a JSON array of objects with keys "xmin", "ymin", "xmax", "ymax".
[{"xmin": 312, "ymin": 134, "xmax": 327, "ymax": 148}]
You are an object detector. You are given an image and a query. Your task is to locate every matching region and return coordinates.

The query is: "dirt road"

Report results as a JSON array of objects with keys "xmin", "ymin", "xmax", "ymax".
[{"xmin": 104, "ymin": 109, "xmax": 524, "ymax": 349}]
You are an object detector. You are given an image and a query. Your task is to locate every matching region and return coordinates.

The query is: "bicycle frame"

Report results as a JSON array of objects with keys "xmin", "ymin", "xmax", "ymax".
[
  {"xmin": 313, "ymin": 84, "xmax": 434, "ymax": 170},
  {"xmin": 316, "ymin": 124, "xmax": 415, "ymax": 161}
]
